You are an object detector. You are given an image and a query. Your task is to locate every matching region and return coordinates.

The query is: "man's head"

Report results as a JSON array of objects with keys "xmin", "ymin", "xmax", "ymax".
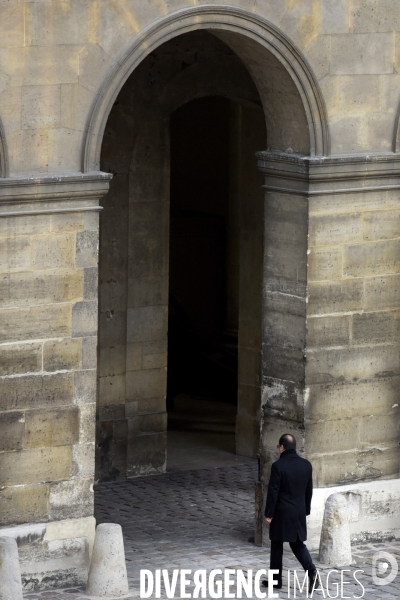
[{"xmin": 278, "ymin": 433, "xmax": 296, "ymax": 453}]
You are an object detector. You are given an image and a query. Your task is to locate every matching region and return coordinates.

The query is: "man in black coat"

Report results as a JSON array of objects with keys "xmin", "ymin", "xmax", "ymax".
[{"xmin": 264, "ymin": 433, "xmax": 316, "ymax": 592}]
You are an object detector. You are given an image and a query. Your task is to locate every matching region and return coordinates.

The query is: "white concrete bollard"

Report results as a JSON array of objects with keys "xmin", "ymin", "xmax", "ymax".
[
  {"xmin": 86, "ymin": 523, "xmax": 130, "ymax": 598},
  {"xmin": 0, "ymin": 536, "xmax": 23, "ymax": 600},
  {"xmin": 318, "ymin": 493, "xmax": 352, "ymax": 567}
]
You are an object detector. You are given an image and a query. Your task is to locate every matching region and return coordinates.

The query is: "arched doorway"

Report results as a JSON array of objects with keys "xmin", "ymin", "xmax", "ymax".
[{"xmin": 89, "ymin": 7, "xmax": 328, "ymax": 482}]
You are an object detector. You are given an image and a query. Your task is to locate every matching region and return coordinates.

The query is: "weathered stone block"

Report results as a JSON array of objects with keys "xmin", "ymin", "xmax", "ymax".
[
  {"xmin": 98, "ymin": 374, "xmax": 125, "ymax": 406},
  {"xmin": 0, "ymin": 237, "xmax": 31, "ymax": 272},
  {"xmin": 0, "ymin": 484, "xmax": 50, "ymax": 526},
  {"xmin": 142, "ymin": 340, "xmax": 168, "ymax": 370},
  {"xmin": 100, "ymin": 280, "xmax": 127, "ymax": 312},
  {"xmin": 126, "ymin": 343, "xmax": 142, "ymax": 371},
  {"xmin": 308, "ymin": 246, "xmax": 342, "ymax": 281},
  {"xmin": 0, "ymin": 269, "xmax": 83, "ymax": 309},
  {"xmin": 127, "ymin": 431, "xmax": 167, "ymax": 476},
  {"xmin": 127, "ymin": 305, "xmax": 168, "ymax": 343},
  {"xmin": 359, "ymin": 413, "xmax": 400, "ymax": 448},
  {"xmin": 321, "ymin": 0, "xmax": 349, "ymax": 33},
  {"xmin": 307, "ymin": 315, "xmax": 350, "ymax": 348},
  {"xmin": 128, "ymin": 413, "xmax": 167, "ymax": 434},
  {"xmin": 51, "ymin": 212, "xmax": 85, "ymax": 234},
  {"xmin": 76, "ymin": 231, "xmax": 98, "ymax": 268},
  {"xmin": 0, "ymin": 0, "xmax": 24, "ymax": 47},
  {"xmin": 0, "ymin": 446, "xmax": 72, "ymax": 486},
  {"xmin": 351, "ymin": 0, "xmax": 400, "ymax": 33},
  {"xmin": 126, "ymin": 368, "xmax": 167, "ymax": 400},
  {"xmin": 49, "ymin": 478, "xmax": 93, "ymax": 520},
  {"xmin": 0, "ymin": 46, "xmax": 80, "ymax": 86},
  {"xmin": 19, "ymin": 537, "xmax": 89, "ymax": 590},
  {"xmin": 310, "ymin": 446, "xmax": 399, "ymax": 487},
  {"xmin": 0, "ymin": 304, "xmax": 71, "ymax": 343},
  {"xmin": 307, "ymin": 419, "xmax": 359, "ymax": 455},
  {"xmin": 72, "ymin": 443, "xmax": 95, "ymax": 479},
  {"xmin": 364, "ymin": 274, "xmax": 400, "ymax": 310},
  {"xmin": 127, "ymin": 275, "xmax": 167, "ymax": 308},
  {"xmin": 264, "ymin": 292, "xmax": 306, "ymax": 351},
  {"xmin": 262, "ymin": 377, "xmax": 304, "ymax": 424},
  {"xmin": 338, "ymin": 75, "xmax": 381, "ymax": 113},
  {"xmin": 98, "ymin": 309, "xmax": 126, "ymax": 347},
  {"xmin": 31, "ymin": 234, "xmax": 75, "ymax": 270},
  {"xmin": 344, "ymin": 239, "xmax": 400, "ymax": 277},
  {"xmin": 82, "ymin": 337, "xmax": 97, "ymax": 369},
  {"xmin": 330, "ymin": 33, "xmax": 394, "ymax": 75},
  {"xmin": 0, "ymin": 342, "xmax": 42, "ymax": 376},
  {"xmin": 79, "ymin": 403, "xmax": 96, "ymax": 444},
  {"xmin": 0, "ymin": 411, "xmax": 25, "ymax": 452},
  {"xmin": 22, "ymin": 85, "xmax": 61, "ymax": 129},
  {"xmin": 0, "ymin": 373, "xmax": 73, "ymax": 412},
  {"xmin": 309, "ymin": 190, "xmax": 385, "ymax": 216},
  {"xmin": 61, "ymin": 83, "xmax": 95, "ymax": 133},
  {"xmin": 136, "ymin": 397, "xmax": 166, "ymax": 415},
  {"xmin": 99, "ymin": 344, "xmax": 126, "ymax": 377},
  {"xmin": 130, "ymin": 201, "xmax": 169, "ymax": 239},
  {"xmin": 306, "ymin": 377, "xmax": 400, "ymax": 422},
  {"xmin": 128, "ymin": 235, "xmax": 168, "ymax": 279},
  {"xmin": 98, "ymin": 405, "xmax": 125, "ymax": 423},
  {"xmin": 43, "ymin": 338, "xmax": 82, "ymax": 372},
  {"xmin": 363, "ymin": 209, "xmax": 400, "ymax": 241},
  {"xmin": 78, "ymin": 43, "xmax": 112, "ymax": 93},
  {"xmin": 263, "ymin": 345, "xmax": 305, "ymax": 384},
  {"xmin": 306, "ymin": 345, "xmax": 400, "ymax": 384},
  {"xmin": 352, "ymin": 312, "xmax": 395, "ymax": 345},
  {"xmin": 25, "ymin": 0, "xmax": 89, "ymax": 46},
  {"xmin": 72, "ymin": 301, "xmax": 97, "ymax": 337},
  {"xmin": 83, "ymin": 267, "xmax": 98, "ymax": 300},
  {"xmin": 264, "ymin": 237, "xmax": 307, "ymax": 297},
  {"xmin": 308, "ymin": 280, "xmax": 363, "ymax": 315},
  {"xmin": 74, "ymin": 370, "xmax": 96, "ymax": 405},
  {"xmin": 25, "ymin": 408, "xmax": 79, "ymax": 448},
  {"xmin": 309, "ymin": 213, "xmax": 362, "ymax": 246}
]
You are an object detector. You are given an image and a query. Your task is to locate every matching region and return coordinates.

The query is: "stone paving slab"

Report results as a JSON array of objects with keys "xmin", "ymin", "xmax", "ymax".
[{"xmin": 23, "ymin": 464, "xmax": 400, "ymax": 599}]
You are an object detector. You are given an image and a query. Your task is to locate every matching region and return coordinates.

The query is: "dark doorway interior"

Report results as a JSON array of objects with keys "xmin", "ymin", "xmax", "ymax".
[{"xmin": 167, "ymin": 96, "xmax": 239, "ymax": 446}]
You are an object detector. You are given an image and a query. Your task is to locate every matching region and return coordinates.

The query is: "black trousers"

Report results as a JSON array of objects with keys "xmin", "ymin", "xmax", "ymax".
[{"xmin": 270, "ymin": 535, "xmax": 315, "ymax": 587}]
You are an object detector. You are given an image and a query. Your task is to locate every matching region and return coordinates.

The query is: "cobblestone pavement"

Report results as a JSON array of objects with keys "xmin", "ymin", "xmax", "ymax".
[{"xmin": 24, "ymin": 463, "xmax": 400, "ymax": 599}]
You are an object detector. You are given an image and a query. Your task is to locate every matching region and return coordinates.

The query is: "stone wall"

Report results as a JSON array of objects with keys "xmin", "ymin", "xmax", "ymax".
[
  {"xmin": 0, "ymin": 174, "xmax": 110, "ymax": 588},
  {"xmin": 307, "ymin": 156, "xmax": 400, "ymax": 487},
  {"xmin": 257, "ymin": 152, "xmax": 400, "ymax": 490}
]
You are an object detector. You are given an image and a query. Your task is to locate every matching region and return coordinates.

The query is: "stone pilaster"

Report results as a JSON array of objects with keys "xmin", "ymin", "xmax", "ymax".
[
  {"xmin": 0, "ymin": 172, "xmax": 111, "ymax": 590},
  {"xmin": 257, "ymin": 151, "xmax": 400, "ymax": 490}
]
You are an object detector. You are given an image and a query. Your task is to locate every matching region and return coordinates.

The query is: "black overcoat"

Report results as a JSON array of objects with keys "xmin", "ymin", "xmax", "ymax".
[{"xmin": 264, "ymin": 449, "xmax": 313, "ymax": 542}]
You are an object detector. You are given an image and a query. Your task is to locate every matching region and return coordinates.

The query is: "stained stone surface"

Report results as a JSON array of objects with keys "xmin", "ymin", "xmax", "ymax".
[{"xmin": 21, "ymin": 464, "xmax": 400, "ymax": 599}]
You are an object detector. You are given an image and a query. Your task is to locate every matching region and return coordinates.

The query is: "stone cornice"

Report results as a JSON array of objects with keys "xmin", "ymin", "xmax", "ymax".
[
  {"xmin": 0, "ymin": 172, "xmax": 112, "ymax": 215},
  {"xmin": 257, "ymin": 151, "xmax": 400, "ymax": 195}
]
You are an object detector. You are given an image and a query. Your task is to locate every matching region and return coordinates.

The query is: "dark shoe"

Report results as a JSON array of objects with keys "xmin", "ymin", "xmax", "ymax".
[
  {"xmin": 308, "ymin": 571, "xmax": 317, "ymax": 595},
  {"xmin": 261, "ymin": 579, "xmax": 282, "ymax": 590}
]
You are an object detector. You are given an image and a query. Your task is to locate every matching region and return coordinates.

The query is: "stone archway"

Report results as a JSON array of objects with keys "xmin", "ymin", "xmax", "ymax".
[
  {"xmin": 92, "ymin": 7, "xmax": 329, "ymax": 483},
  {"xmin": 82, "ymin": 4, "xmax": 330, "ymax": 173}
]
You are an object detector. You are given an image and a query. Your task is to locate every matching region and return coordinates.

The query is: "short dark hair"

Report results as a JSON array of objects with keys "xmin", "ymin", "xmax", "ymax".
[{"xmin": 279, "ymin": 433, "xmax": 296, "ymax": 450}]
